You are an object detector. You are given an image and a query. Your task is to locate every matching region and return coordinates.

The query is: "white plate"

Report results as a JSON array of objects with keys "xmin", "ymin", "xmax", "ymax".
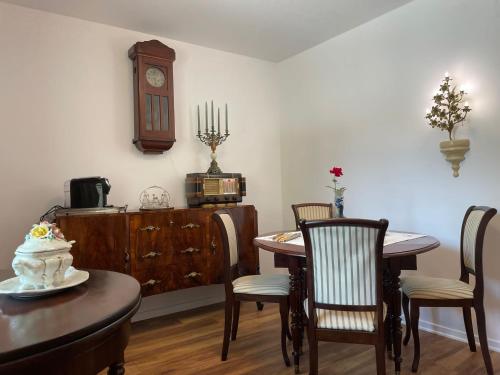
[{"xmin": 0, "ymin": 267, "xmax": 89, "ymax": 299}]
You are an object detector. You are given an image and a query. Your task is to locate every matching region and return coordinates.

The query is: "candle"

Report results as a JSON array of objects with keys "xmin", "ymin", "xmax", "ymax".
[
  {"xmin": 197, "ymin": 105, "xmax": 201, "ymax": 135},
  {"xmin": 464, "ymin": 101, "xmax": 469, "ymax": 107},
  {"xmin": 225, "ymin": 103, "xmax": 228, "ymax": 135},
  {"xmin": 205, "ymin": 102, "xmax": 208, "ymax": 133},
  {"xmin": 211, "ymin": 100, "xmax": 214, "ymax": 133},
  {"xmin": 445, "ymin": 71, "xmax": 449, "ymax": 78},
  {"xmin": 217, "ymin": 107, "xmax": 220, "ymax": 134},
  {"xmin": 426, "ymin": 108, "xmax": 431, "ymax": 114}
]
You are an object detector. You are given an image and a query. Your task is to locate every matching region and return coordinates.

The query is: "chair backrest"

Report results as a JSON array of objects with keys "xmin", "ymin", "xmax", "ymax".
[
  {"xmin": 460, "ymin": 206, "xmax": 497, "ymax": 292},
  {"xmin": 300, "ymin": 218, "xmax": 388, "ymax": 331},
  {"xmin": 292, "ymin": 203, "xmax": 334, "ymax": 229},
  {"xmin": 212, "ymin": 209, "xmax": 240, "ymax": 295}
]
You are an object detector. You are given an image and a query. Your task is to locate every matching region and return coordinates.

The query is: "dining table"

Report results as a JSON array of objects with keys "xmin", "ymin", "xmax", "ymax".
[
  {"xmin": 254, "ymin": 230, "xmax": 440, "ymax": 374},
  {"xmin": 0, "ymin": 269, "xmax": 141, "ymax": 375}
]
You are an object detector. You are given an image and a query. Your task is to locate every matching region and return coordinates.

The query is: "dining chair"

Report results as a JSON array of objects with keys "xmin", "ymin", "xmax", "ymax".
[
  {"xmin": 300, "ymin": 217, "xmax": 389, "ymax": 375},
  {"xmin": 292, "ymin": 203, "xmax": 335, "ymax": 319},
  {"xmin": 292, "ymin": 203, "xmax": 334, "ymax": 229},
  {"xmin": 401, "ymin": 205, "xmax": 497, "ymax": 374},
  {"xmin": 212, "ymin": 209, "xmax": 291, "ymax": 366}
]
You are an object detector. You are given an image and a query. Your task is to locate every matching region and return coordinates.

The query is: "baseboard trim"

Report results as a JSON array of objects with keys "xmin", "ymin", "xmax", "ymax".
[
  {"xmin": 132, "ymin": 287, "xmax": 225, "ymax": 322},
  {"xmin": 133, "ymin": 294, "xmax": 225, "ymax": 322},
  {"xmin": 409, "ymin": 318, "xmax": 500, "ymax": 353}
]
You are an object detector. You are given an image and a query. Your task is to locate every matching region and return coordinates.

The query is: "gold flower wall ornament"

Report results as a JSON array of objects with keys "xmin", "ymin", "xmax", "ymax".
[
  {"xmin": 425, "ymin": 72, "xmax": 471, "ymax": 141},
  {"xmin": 426, "ymin": 72, "xmax": 473, "ymax": 177}
]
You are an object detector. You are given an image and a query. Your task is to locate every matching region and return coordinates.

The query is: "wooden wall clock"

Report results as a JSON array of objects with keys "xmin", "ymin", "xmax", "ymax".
[{"xmin": 129, "ymin": 40, "xmax": 176, "ymax": 154}]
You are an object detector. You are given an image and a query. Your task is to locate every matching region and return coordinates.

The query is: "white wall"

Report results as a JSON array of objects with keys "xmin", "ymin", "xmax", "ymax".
[
  {"xmin": 278, "ymin": 0, "xmax": 500, "ymax": 350},
  {"xmin": 0, "ymin": 2, "xmax": 283, "ymax": 314}
]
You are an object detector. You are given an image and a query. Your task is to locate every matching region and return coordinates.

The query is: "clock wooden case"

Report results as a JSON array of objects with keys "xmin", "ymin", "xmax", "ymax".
[{"xmin": 129, "ymin": 40, "xmax": 176, "ymax": 154}]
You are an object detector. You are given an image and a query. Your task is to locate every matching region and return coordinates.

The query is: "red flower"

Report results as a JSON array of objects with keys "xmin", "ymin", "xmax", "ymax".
[{"xmin": 329, "ymin": 167, "xmax": 343, "ymax": 177}]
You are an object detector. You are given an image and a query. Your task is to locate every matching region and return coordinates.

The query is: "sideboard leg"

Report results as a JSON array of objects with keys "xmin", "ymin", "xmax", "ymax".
[{"xmin": 256, "ymin": 302, "xmax": 264, "ymax": 311}]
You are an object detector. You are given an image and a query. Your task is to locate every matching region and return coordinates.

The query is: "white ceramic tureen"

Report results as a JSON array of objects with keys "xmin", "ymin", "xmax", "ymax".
[{"xmin": 12, "ymin": 221, "xmax": 75, "ymax": 290}]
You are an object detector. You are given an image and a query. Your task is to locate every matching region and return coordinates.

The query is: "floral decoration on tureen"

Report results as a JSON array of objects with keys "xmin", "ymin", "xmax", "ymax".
[{"xmin": 26, "ymin": 221, "xmax": 66, "ymax": 241}]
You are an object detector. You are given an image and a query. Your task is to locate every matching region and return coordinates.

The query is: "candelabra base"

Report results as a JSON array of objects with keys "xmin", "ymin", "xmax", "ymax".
[{"xmin": 207, "ymin": 159, "xmax": 222, "ymax": 174}]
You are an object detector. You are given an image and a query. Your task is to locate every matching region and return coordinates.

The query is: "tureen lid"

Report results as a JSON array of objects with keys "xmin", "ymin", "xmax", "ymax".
[
  {"xmin": 16, "ymin": 238, "xmax": 73, "ymax": 254},
  {"xmin": 15, "ymin": 222, "xmax": 75, "ymax": 254}
]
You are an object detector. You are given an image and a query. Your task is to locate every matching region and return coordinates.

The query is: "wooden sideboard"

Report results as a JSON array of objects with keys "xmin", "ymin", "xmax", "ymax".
[{"xmin": 57, "ymin": 205, "xmax": 258, "ymax": 296}]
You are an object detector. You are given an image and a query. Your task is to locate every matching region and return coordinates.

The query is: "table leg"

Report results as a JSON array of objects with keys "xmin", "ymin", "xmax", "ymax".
[
  {"xmin": 390, "ymin": 268, "xmax": 403, "ymax": 374},
  {"xmin": 289, "ymin": 257, "xmax": 302, "ymax": 374},
  {"xmin": 108, "ymin": 362, "xmax": 125, "ymax": 375},
  {"xmin": 383, "ymin": 267, "xmax": 393, "ymax": 358},
  {"xmin": 385, "ymin": 303, "xmax": 394, "ymax": 358}
]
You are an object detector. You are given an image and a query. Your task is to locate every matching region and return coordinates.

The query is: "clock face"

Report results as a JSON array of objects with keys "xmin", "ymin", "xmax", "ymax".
[{"xmin": 145, "ymin": 66, "xmax": 165, "ymax": 88}]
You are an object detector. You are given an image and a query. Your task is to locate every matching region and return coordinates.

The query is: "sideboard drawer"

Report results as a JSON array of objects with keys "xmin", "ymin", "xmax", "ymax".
[
  {"xmin": 135, "ymin": 268, "xmax": 172, "ymax": 296},
  {"xmin": 169, "ymin": 210, "xmax": 207, "ymax": 250}
]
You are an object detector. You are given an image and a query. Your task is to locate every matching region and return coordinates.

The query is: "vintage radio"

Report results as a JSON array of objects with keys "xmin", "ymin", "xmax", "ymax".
[{"xmin": 186, "ymin": 173, "xmax": 246, "ymax": 208}]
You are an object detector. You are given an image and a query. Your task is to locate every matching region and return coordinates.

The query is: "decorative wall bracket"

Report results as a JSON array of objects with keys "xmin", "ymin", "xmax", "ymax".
[{"xmin": 440, "ymin": 139, "xmax": 470, "ymax": 177}]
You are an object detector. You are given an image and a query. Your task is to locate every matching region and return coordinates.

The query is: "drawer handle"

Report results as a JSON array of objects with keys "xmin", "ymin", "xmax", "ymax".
[
  {"xmin": 184, "ymin": 272, "xmax": 202, "ymax": 279},
  {"xmin": 181, "ymin": 223, "xmax": 200, "ymax": 229},
  {"xmin": 210, "ymin": 238, "xmax": 217, "ymax": 255},
  {"xmin": 139, "ymin": 225, "xmax": 161, "ymax": 232},
  {"xmin": 142, "ymin": 251, "xmax": 162, "ymax": 259},
  {"xmin": 124, "ymin": 249, "xmax": 130, "ymax": 273},
  {"xmin": 141, "ymin": 279, "xmax": 161, "ymax": 287},
  {"xmin": 180, "ymin": 247, "xmax": 200, "ymax": 254}
]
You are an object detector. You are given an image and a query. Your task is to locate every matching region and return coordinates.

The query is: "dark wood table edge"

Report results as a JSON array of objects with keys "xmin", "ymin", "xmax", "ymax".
[
  {"xmin": 254, "ymin": 232, "xmax": 440, "ymax": 258},
  {"xmin": 0, "ymin": 296, "xmax": 141, "ymax": 374},
  {"xmin": 0, "ymin": 271, "xmax": 142, "ymax": 365}
]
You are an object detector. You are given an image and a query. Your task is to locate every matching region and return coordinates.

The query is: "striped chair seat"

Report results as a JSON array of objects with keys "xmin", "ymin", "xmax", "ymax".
[
  {"xmin": 401, "ymin": 276, "xmax": 474, "ymax": 300},
  {"xmin": 304, "ymin": 298, "xmax": 385, "ymax": 332},
  {"xmin": 232, "ymin": 274, "xmax": 290, "ymax": 296}
]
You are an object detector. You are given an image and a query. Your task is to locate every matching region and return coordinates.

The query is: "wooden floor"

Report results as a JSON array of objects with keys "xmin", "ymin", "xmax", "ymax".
[{"xmin": 119, "ymin": 302, "xmax": 500, "ymax": 374}]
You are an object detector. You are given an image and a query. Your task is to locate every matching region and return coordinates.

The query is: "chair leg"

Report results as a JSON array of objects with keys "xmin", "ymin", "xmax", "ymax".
[
  {"xmin": 475, "ymin": 303, "xmax": 494, "ymax": 375},
  {"xmin": 402, "ymin": 293, "xmax": 411, "ymax": 345},
  {"xmin": 463, "ymin": 306, "xmax": 476, "ymax": 352},
  {"xmin": 221, "ymin": 300, "xmax": 232, "ymax": 361},
  {"xmin": 410, "ymin": 302, "xmax": 420, "ymax": 373},
  {"xmin": 375, "ymin": 341, "xmax": 386, "ymax": 375},
  {"xmin": 256, "ymin": 302, "xmax": 264, "ymax": 311},
  {"xmin": 279, "ymin": 300, "xmax": 291, "ymax": 367},
  {"xmin": 231, "ymin": 300, "xmax": 240, "ymax": 341}
]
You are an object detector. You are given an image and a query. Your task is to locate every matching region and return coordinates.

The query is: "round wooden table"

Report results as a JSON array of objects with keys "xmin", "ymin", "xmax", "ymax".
[
  {"xmin": 254, "ymin": 232, "xmax": 440, "ymax": 374},
  {"xmin": 0, "ymin": 269, "xmax": 141, "ymax": 375}
]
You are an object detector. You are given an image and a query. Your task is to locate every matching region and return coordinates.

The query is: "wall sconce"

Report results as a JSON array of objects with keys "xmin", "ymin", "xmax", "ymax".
[{"xmin": 425, "ymin": 72, "xmax": 472, "ymax": 177}]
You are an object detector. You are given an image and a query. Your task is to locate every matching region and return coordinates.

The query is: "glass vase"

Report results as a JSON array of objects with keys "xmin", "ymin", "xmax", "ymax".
[{"xmin": 335, "ymin": 191, "xmax": 344, "ymax": 218}]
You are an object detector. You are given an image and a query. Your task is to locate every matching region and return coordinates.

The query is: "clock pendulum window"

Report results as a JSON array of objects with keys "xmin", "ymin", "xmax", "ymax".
[{"xmin": 128, "ymin": 40, "xmax": 176, "ymax": 154}]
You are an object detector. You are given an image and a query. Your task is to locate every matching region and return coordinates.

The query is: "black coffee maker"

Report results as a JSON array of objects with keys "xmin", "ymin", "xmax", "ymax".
[{"xmin": 65, "ymin": 177, "xmax": 111, "ymax": 208}]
